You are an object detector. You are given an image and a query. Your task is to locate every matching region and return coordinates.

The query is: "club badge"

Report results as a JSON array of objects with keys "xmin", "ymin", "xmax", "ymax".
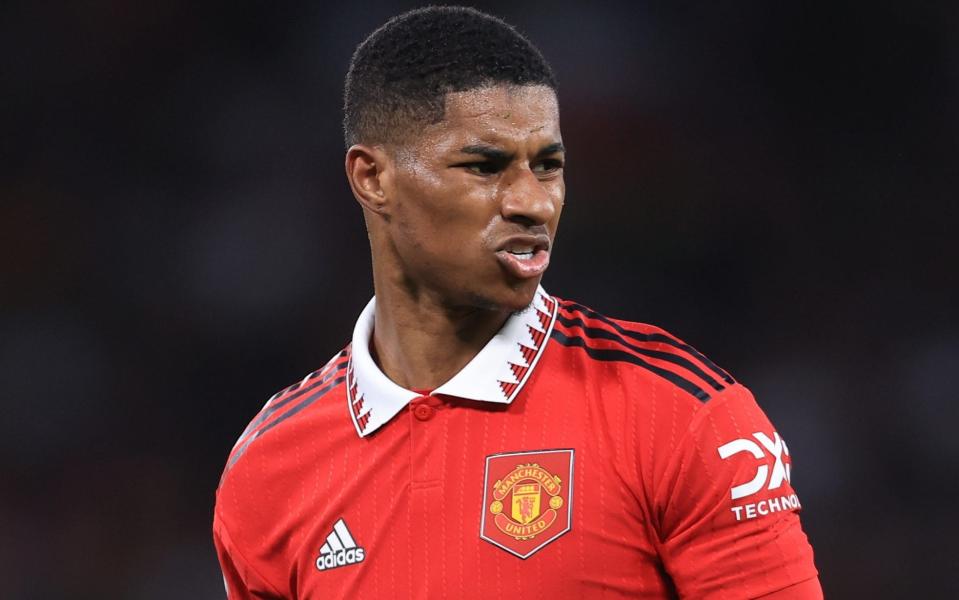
[{"xmin": 480, "ymin": 449, "xmax": 574, "ymax": 559}]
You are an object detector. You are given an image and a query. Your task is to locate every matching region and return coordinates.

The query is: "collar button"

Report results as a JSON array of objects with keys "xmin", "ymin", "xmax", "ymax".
[{"xmin": 412, "ymin": 404, "xmax": 434, "ymax": 421}]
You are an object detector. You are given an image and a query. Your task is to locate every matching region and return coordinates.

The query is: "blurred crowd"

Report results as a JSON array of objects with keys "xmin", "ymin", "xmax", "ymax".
[{"xmin": 2, "ymin": 1, "xmax": 956, "ymax": 598}]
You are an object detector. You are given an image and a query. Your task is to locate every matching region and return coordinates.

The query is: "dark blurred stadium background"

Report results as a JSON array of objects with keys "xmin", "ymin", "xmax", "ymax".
[{"xmin": 2, "ymin": 1, "xmax": 956, "ymax": 598}]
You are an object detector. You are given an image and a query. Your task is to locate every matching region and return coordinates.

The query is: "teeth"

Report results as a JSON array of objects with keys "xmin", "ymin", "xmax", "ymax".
[{"xmin": 510, "ymin": 251, "xmax": 534, "ymax": 260}]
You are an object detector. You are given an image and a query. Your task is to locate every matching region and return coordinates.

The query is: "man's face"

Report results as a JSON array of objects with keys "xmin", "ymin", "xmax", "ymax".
[{"xmin": 382, "ymin": 84, "xmax": 565, "ymax": 312}]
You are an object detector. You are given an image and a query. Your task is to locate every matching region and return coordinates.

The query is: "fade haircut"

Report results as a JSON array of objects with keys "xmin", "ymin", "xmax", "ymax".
[{"xmin": 343, "ymin": 6, "xmax": 557, "ymax": 147}]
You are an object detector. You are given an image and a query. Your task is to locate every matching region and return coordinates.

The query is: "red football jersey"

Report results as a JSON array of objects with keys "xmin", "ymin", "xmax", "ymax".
[{"xmin": 214, "ymin": 288, "xmax": 818, "ymax": 598}]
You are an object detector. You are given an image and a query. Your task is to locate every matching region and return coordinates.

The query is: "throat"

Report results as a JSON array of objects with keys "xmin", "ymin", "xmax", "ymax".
[{"xmin": 370, "ymin": 301, "xmax": 509, "ymax": 391}]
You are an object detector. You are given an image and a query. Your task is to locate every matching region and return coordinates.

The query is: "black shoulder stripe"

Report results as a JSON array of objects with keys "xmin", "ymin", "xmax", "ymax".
[
  {"xmin": 255, "ymin": 374, "xmax": 347, "ymax": 438},
  {"xmin": 556, "ymin": 313, "xmax": 725, "ymax": 392},
  {"xmin": 237, "ymin": 359, "xmax": 349, "ymax": 444},
  {"xmin": 560, "ymin": 301, "xmax": 735, "ymax": 384},
  {"xmin": 226, "ymin": 374, "xmax": 347, "ymax": 473},
  {"xmin": 551, "ymin": 329, "xmax": 711, "ymax": 402}
]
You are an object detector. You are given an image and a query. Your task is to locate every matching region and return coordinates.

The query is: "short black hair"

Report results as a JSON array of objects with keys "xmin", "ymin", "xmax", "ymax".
[{"xmin": 343, "ymin": 6, "xmax": 557, "ymax": 147}]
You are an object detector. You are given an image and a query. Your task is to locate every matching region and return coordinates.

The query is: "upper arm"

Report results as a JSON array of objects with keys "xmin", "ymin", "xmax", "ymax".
[
  {"xmin": 654, "ymin": 384, "xmax": 819, "ymax": 598},
  {"xmin": 213, "ymin": 512, "xmax": 285, "ymax": 600}
]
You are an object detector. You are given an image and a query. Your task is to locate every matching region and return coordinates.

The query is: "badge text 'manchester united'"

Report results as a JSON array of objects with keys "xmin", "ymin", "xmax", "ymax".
[{"xmin": 481, "ymin": 449, "xmax": 574, "ymax": 559}]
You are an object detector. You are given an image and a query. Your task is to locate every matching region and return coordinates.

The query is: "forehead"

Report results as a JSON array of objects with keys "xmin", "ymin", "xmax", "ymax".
[{"xmin": 418, "ymin": 84, "xmax": 561, "ymax": 150}]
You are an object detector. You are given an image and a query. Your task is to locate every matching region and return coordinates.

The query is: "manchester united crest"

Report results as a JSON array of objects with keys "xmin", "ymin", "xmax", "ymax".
[{"xmin": 480, "ymin": 449, "xmax": 574, "ymax": 559}]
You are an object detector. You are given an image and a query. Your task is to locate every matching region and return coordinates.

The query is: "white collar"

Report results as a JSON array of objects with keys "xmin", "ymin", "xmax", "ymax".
[{"xmin": 346, "ymin": 286, "xmax": 558, "ymax": 437}]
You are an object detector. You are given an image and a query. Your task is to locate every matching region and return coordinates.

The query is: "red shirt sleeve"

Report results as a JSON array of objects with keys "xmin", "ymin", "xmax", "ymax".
[
  {"xmin": 213, "ymin": 513, "xmax": 284, "ymax": 600},
  {"xmin": 654, "ymin": 384, "xmax": 819, "ymax": 598}
]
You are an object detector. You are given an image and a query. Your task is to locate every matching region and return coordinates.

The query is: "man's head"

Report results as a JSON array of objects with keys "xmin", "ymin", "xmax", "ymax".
[
  {"xmin": 344, "ymin": 7, "xmax": 565, "ymax": 313},
  {"xmin": 343, "ymin": 6, "xmax": 557, "ymax": 147}
]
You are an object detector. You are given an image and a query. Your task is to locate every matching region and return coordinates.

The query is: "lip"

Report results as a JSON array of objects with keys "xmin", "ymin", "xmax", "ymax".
[
  {"xmin": 496, "ymin": 233, "xmax": 551, "ymax": 254},
  {"xmin": 494, "ymin": 234, "xmax": 552, "ymax": 279},
  {"xmin": 496, "ymin": 248, "xmax": 551, "ymax": 279}
]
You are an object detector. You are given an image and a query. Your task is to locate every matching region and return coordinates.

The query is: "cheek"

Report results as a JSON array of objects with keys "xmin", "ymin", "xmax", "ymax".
[
  {"xmin": 549, "ymin": 182, "xmax": 565, "ymax": 231},
  {"xmin": 394, "ymin": 175, "xmax": 450, "ymax": 231},
  {"xmin": 479, "ymin": 217, "xmax": 501, "ymax": 249},
  {"xmin": 395, "ymin": 179, "xmax": 497, "ymax": 257}
]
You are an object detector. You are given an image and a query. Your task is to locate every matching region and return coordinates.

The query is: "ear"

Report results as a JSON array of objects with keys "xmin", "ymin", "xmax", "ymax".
[{"xmin": 345, "ymin": 144, "xmax": 393, "ymax": 215}]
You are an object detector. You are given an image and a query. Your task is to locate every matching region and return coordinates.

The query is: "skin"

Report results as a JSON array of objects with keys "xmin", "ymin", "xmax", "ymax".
[{"xmin": 345, "ymin": 84, "xmax": 565, "ymax": 390}]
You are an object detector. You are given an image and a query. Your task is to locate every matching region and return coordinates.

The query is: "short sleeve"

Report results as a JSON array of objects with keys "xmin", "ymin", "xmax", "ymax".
[
  {"xmin": 213, "ymin": 513, "xmax": 284, "ymax": 600},
  {"xmin": 654, "ymin": 384, "xmax": 818, "ymax": 598}
]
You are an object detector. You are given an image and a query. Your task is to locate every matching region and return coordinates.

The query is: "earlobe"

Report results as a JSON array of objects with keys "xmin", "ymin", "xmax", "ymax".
[{"xmin": 345, "ymin": 145, "xmax": 391, "ymax": 215}]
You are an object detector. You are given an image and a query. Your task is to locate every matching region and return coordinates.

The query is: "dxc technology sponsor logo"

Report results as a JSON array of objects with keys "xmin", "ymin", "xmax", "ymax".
[{"xmin": 717, "ymin": 431, "xmax": 801, "ymax": 522}]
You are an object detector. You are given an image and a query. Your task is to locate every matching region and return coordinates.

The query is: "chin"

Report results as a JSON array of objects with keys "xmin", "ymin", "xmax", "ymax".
[
  {"xmin": 507, "ymin": 282, "xmax": 541, "ymax": 312},
  {"xmin": 469, "ymin": 278, "xmax": 540, "ymax": 313}
]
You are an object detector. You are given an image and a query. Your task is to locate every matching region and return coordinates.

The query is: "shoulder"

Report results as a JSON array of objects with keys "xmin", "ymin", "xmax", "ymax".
[
  {"xmin": 214, "ymin": 346, "xmax": 351, "ymax": 569},
  {"xmin": 545, "ymin": 297, "xmax": 779, "ymax": 516},
  {"xmin": 548, "ymin": 296, "xmax": 737, "ymax": 406},
  {"xmin": 217, "ymin": 346, "xmax": 351, "ymax": 493},
  {"xmin": 212, "ymin": 346, "xmax": 353, "ymax": 593}
]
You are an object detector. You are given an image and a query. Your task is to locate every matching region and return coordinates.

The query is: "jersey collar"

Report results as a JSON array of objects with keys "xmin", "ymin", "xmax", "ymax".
[{"xmin": 347, "ymin": 286, "xmax": 558, "ymax": 438}]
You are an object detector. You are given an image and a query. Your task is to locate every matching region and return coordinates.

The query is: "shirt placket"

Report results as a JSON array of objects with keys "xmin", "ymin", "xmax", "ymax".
[{"xmin": 407, "ymin": 394, "xmax": 447, "ymax": 599}]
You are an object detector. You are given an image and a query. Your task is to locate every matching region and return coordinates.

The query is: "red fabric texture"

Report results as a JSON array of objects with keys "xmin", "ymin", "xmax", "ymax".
[{"xmin": 214, "ymin": 298, "xmax": 817, "ymax": 598}]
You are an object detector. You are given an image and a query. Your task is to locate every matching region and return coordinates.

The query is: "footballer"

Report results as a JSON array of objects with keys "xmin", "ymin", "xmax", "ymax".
[{"xmin": 214, "ymin": 7, "xmax": 821, "ymax": 599}]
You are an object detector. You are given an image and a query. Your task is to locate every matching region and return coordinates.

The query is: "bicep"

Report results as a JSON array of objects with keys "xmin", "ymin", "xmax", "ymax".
[
  {"xmin": 655, "ymin": 385, "xmax": 819, "ymax": 598},
  {"xmin": 214, "ymin": 514, "xmax": 285, "ymax": 600}
]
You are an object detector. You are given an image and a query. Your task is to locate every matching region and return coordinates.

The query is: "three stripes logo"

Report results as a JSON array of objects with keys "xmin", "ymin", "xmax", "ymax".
[
  {"xmin": 549, "ymin": 300, "xmax": 735, "ymax": 404},
  {"xmin": 315, "ymin": 518, "xmax": 365, "ymax": 572}
]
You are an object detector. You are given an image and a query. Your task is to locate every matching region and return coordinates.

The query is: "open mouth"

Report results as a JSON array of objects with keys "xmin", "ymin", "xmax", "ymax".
[
  {"xmin": 506, "ymin": 249, "xmax": 535, "ymax": 260},
  {"xmin": 495, "ymin": 242, "xmax": 551, "ymax": 279}
]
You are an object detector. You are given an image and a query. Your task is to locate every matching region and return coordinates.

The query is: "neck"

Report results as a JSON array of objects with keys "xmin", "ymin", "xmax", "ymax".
[{"xmin": 370, "ymin": 280, "xmax": 511, "ymax": 391}]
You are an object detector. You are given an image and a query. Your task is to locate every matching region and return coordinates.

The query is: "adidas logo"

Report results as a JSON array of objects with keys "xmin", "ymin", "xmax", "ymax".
[{"xmin": 315, "ymin": 518, "xmax": 366, "ymax": 571}]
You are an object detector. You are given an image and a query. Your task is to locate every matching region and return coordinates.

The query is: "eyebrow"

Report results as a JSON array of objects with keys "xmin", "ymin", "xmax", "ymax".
[
  {"xmin": 458, "ymin": 142, "xmax": 566, "ymax": 161},
  {"xmin": 536, "ymin": 142, "xmax": 566, "ymax": 157}
]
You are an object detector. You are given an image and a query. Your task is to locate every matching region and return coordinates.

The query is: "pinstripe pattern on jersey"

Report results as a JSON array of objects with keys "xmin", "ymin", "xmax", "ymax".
[
  {"xmin": 224, "ymin": 371, "xmax": 347, "ymax": 474},
  {"xmin": 222, "ymin": 350, "xmax": 350, "ymax": 480}
]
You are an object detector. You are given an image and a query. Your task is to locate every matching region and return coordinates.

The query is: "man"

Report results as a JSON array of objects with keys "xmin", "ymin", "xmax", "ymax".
[{"xmin": 214, "ymin": 7, "xmax": 821, "ymax": 599}]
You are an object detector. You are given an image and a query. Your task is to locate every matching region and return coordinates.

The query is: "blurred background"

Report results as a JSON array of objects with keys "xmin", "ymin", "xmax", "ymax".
[{"xmin": 2, "ymin": 1, "xmax": 956, "ymax": 598}]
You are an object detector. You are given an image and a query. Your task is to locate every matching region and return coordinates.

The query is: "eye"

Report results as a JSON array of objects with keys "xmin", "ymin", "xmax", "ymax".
[
  {"xmin": 461, "ymin": 162, "xmax": 503, "ymax": 176},
  {"xmin": 532, "ymin": 158, "xmax": 564, "ymax": 174}
]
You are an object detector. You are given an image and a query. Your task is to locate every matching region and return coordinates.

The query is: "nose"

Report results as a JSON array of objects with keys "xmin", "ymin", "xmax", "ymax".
[{"xmin": 499, "ymin": 167, "xmax": 558, "ymax": 226}]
